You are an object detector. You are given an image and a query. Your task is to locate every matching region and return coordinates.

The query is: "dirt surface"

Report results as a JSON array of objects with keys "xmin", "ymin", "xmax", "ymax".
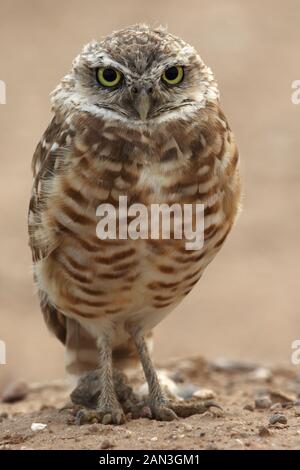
[{"xmin": 1, "ymin": 356, "xmax": 300, "ymax": 450}]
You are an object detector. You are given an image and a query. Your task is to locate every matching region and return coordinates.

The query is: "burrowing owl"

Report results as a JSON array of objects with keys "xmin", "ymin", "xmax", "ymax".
[{"xmin": 28, "ymin": 24, "xmax": 241, "ymax": 424}]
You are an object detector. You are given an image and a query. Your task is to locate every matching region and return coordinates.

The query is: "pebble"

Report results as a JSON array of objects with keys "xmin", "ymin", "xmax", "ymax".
[
  {"xmin": 250, "ymin": 367, "xmax": 272, "ymax": 382},
  {"xmin": 243, "ymin": 404, "xmax": 254, "ymax": 412},
  {"xmin": 31, "ymin": 422, "xmax": 48, "ymax": 432},
  {"xmin": 183, "ymin": 424, "xmax": 193, "ymax": 432},
  {"xmin": 205, "ymin": 443, "xmax": 219, "ymax": 450},
  {"xmin": 255, "ymin": 397, "xmax": 272, "ymax": 409},
  {"xmin": 269, "ymin": 414, "xmax": 288, "ymax": 425},
  {"xmin": 150, "ymin": 436, "xmax": 158, "ymax": 442},
  {"xmin": 211, "ymin": 358, "xmax": 257, "ymax": 372},
  {"xmin": 86, "ymin": 423, "xmax": 101, "ymax": 434},
  {"xmin": 258, "ymin": 426, "xmax": 271, "ymax": 437},
  {"xmin": 193, "ymin": 388, "xmax": 216, "ymax": 400},
  {"xmin": 1, "ymin": 381, "xmax": 29, "ymax": 403},
  {"xmin": 100, "ymin": 439, "xmax": 114, "ymax": 449}
]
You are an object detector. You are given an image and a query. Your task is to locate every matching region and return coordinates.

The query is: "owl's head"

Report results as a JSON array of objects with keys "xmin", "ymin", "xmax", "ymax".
[{"xmin": 52, "ymin": 24, "xmax": 219, "ymax": 125}]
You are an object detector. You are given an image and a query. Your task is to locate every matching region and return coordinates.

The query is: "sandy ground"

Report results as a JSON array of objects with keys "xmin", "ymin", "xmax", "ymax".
[
  {"xmin": 1, "ymin": 356, "xmax": 300, "ymax": 450},
  {"xmin": 0, "ymin": 0, "xmax": 300, "ymax": 450}
]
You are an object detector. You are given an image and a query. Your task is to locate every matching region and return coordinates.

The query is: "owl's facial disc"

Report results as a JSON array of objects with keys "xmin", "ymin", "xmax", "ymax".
[{"xmin": 53, "ymin": 26, "xmax": 219, "ymax": 124}]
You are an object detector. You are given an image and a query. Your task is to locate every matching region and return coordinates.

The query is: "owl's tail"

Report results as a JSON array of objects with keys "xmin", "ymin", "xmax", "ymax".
[
  {"xmin": 39, "ymin": 290, "xmax": 146, "ymax": 382},
  {"xmin": 64, "ymin": 318, "xmax": 144, "ymax": 383}
]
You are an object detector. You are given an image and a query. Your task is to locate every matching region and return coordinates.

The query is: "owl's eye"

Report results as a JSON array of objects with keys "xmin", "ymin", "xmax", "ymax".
[
  {"xmin": 96, "ymin": 67, "xmax": 123, "ymax": 87},
  {"xmin": 162, "ymin": 66, "xmax": 184, "ymax": 86}
]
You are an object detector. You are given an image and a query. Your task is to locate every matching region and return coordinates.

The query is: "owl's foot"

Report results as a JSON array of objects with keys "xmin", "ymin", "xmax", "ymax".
[
  {"xmin": 75, "ymin": 405, "xmax": 126, "ymax": 425},
  {"xmin": 71, "ymin": 369, "xmax": 136, "ymax": 409},
  {"xmin": 169, "ymin": 399, "xmax": 222, "ymax": 418},
  {"xmin": 150, "ymin": 402, "xmax": 178, "ymax": 421},
  {"xmin": 150, "ymin": 399, "xmax": 222, "ymax": 421}
]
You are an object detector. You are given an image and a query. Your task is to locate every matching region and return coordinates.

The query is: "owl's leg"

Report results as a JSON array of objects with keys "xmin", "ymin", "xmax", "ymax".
[
  {"xmin": 76, "ymin": 333, "xmax": 125, "ymax": 425},
  {"xmin": 130, "ymin": 328, "xmax": 177, "ymax": 421},
  {"xmin": 130, "ymin": 328, "xmax": 222, "ymax": 421}
]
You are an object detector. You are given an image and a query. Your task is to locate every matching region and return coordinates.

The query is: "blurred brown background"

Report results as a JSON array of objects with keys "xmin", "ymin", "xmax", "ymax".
[{"xmin": 0, "ymin": 0, "xmax": 299, "ymax": 387}]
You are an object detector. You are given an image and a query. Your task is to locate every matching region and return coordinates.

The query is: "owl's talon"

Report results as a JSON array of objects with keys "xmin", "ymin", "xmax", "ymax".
[
  {"xmin": 75, "ymin": 407, "xmax": 126, "ymax": 425},
  {"xmin": 150, "ymin": 404, "xmax": 178, "ymax": 421}
]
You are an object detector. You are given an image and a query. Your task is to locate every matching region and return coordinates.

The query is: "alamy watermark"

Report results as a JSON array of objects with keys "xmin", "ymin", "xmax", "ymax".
[
  {"xmin": 0, "ymin": 340, "xmax": 6, "ymax": 364},
  {"xmin": 291, "ymin": 80, "xmax": 300, "ymax": 105},
  {"xmin": 291, "ymin": 340, "xmax": 300, "ymax": 366},
  {"xmin": 0, "ymin": 80, "xmax": 6, "ymax": 104},
  {"xmin": 96, "ymin": 196, "xmax": 204, "ymax": 250}
]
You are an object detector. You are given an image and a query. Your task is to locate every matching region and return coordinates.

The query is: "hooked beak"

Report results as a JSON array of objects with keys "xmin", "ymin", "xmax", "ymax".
[{"xmin": 133, "ymin": 89, "xmax": 151, "ymax": 120}]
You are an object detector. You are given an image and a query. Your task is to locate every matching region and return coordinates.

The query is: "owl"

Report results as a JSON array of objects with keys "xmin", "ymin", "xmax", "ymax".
[{"xmin": 28, "ymin": 24, "xmax": 241, "ymax": 425}]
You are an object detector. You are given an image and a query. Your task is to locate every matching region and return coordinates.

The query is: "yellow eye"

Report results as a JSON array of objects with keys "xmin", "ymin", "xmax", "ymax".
[
  {"xmin": 96, "ymin": 67, "xmax": 122, "ymax": 87},
  {"xmin": 162, "ymin": 66, "xmax": 184, "ymax": 86}
]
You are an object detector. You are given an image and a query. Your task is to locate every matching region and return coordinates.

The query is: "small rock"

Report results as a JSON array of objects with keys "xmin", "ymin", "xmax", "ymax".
[
  {"xmin": 31, "ymin": 422, "xmax": 47, "ymax": 432},
  {"xmin": 231, "ymin": 431, "xmax": 249, "ymax": 439},
  {"xmin": 86, "ymin": 423, "xmax": 101, "ymax": 434},
  {"xmin": 235, "ymin": 439, "xmax": 244, "ymax": 448},
  {"xmin": 258, "ymin": 426, "xmax": 271, "ymax": 437},
  {"xmin": 150, "ymin": 436, "xmax": 158, "ymax": 442},
  {"xmin": 255, "ymin": 397, "xmax": 272, "ymax": 409},
  {"xmin": 199, "ymin": 431, "xmax": 206, "ymax": 437},
  {"xmin": 243, "ymin": 404, "xmax": 254, "ymax": 412},
  {"xmin": 269, "ymin": 414, "xmax": 288, "ymax": 425},
  {"xmin": 1, "ymin": 381, "xmax": 29, "ymax": 403},
  {"xmin": 0, "ymin": 412, "xmax": 8, "ymax": 419},
  {"xmin": 206, "ymin": 443, "xmax": 218, "ymax": 450},
  {"xmin": 250, "ymin": 367, "xmax": 272, "ymax": 382},
  {"xmin": 193, "ymin": 388, "xmax": 216, "ymax": 400},
  {"xmin": 100, "ymin": 439, "xmax": 114, "ymax": 449},
  {"xmin": 183, "ymin": 423, "xmax": 193, "ymax": 432},
  {"xmin": 211, "ymin": 358, "xmax": 257, "ymax": 372}
]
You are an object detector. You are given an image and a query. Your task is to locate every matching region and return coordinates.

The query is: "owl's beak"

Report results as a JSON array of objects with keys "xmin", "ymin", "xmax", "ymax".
[{"xmin": 133, "ymin": 89, "xmax": 151, "ymax": 120}]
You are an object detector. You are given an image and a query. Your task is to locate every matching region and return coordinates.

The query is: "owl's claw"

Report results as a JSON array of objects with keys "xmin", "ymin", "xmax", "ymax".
[
  {"xmin": 150, "ymin": 404, "xmax": 178, "ymax": 421},
  {"xmin": 169, "ymin": 399, "xmax": 223, "ymax": 418},
  {"xmin": 149, "ymin": 399, "xmax": 223, "ymax": 421},
  {"xmin": 75, "ymin": 406, "xmax": 126, "ymax": 425}
]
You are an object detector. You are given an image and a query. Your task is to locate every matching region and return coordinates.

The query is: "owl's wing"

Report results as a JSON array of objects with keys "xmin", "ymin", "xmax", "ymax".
[
  {"xmin": 28, "ymin": 115, "xmax": 73, "ymax": 344},
  {"xmin": 28, "ymin": 116, "xmax": 68, "ymax": 263}
]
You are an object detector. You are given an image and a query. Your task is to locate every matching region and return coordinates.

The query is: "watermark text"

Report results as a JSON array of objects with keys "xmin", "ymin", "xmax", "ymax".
[
  {"xmin": 291, "ymin": 80, "xmax": 300, "ymax": 105},
  {"xmin": 96, "ymin": 196, "xmax": 204, "ymax": 250},
  {"xmin": 0, "ymin": 80, "xmax": 6, "ymax": 104}
]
